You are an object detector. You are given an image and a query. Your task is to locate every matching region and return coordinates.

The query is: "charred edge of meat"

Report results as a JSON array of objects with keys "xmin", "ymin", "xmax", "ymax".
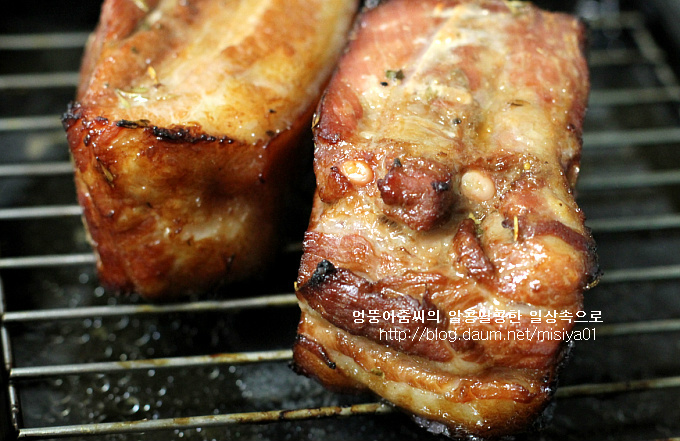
[
  {"xmin": 62, "ymin": 102, "xmax": 110, "ymax": 129},
  {"xmin": 144, "ymin": 126, "xmax": 234, "ymax": 144},
  {"xmin": 431, "ymin": 180, "xmax": 451, "ymax": 192},
  {"xmin": 148, "ymin": 125, "xmax": 222, "ymax": 143},
  {"xmin": 149, "ymin": 124, "xmax": 236, "ymax": 143},
  {"xmin": 116, "ymin": 119, "xmax": 151, "ymax": 129},
  {"xmin": 291, "ymin": 334, "xmax": 367, "ymax": 394},
  {"xmin": 410, "ymin": 415, "xmax": 493, "ymax": 441},
  {"xmin": 294, "ymin": 334, "xmax": 336, "ymax": 369},
  {"xmin": 411, "ymin": 416, "xmax": 455, "ymax": 439},
  {"xmin": 61, "ymin": 101, "xmax": 87, "ymax": 130},
  {"xmin": 298, "ymin": 263, "xmax": 453, "ymax": 362},
  {"xmin": 124, "ymin": 123, "xmax": 235, "ymax": 144},
  {"xmin": 62, "ymin": 102, "xmax": 237, "ymax": 145},
  {"xmin": 582, "ymin": 226, "xmax": 602, "ymax": 289},
  {"xmin": 308, "ymin": 259, "xmax": 338, "ymax": 287}
]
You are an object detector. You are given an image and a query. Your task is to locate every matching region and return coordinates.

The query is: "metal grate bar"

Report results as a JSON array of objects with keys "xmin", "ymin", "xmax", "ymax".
[
  {"xmin": 630, "ymin": 18, "xmax": 680, "ymax": 90},
  {"xmin": 0, "ymin": 205, "xmax": 82, "ymax": 220},
  {"xmin": 556, "ymin": 376, "xmax": 680, "ymax": 399},
  {"xmin": 0, "ymin": 254, "xmax": 95, "ymax": 269},
  {"xmin": 0, "ymin": 72, "xmax": 79, "ymax": 90},
  {"xmin": 0, "ymin": 116, "xmax": 62, "ymax": 132},
  {"xmin": 1, "ymin": 325, "xmax": 12, "ymax": 374},
  {"xmin": 583, "ymin": 127, "xmax": 680, "ymax": 148},
  {"xmin": 589, "ymin": 86, "xmax": 680, "ymax": 106},
  {"xmin": 15, "ymin": 402, "xmax": 393, "ymax": 439},
  {"xmin": 3, "ymin": 201, "xmax": 670, "ymax": 250},
  {"xmin": 578, "ymin": 169, "xmax": 680, "ymax": 191},
  {"xmin": 0, "ymin": 32, "xmax": 89, "ymax": 50},
  {"xmin": 0, "ymin": 206, "xmax": 676, "ymax": 244},
  {"xmin": 2, "ymin": 294, "xmax": 298, "ymax": 323},
  {"xmin": 588, "ymin": 48, "xmax": 659, "ymax": 67},
  {"xmin": 8, "ymin": 383, "xmax": 21, "ymax": 433},
  {"xmin": 587, "ymin": 11, "xmax": 643, "ymax": 30},
  {"xmin": 587, "ymin": 214, "xmax": 680, "ymax": 233},
  {"xmin": 2, "ymin": 252, "xmax": 679, "ymax": 284},
  {"xmin": 1, "ymin": 298, "xmax": 675, "ymax": 333},
  {"xmin": 0, "ymin": 162, "xmax": 72, "ymax": 177},
  {"xmin": 0, "ymin": 282, "xmax": 20, "ymax": 429},
  {"xmin": 5, "ymin": 318, "xmax": 678, "ymax": 379},
  {"xmin": 599, "ymin": 264, "xmax": 680, "ymax": 284},
  {"xmin": 10, "ymin": 349, "xmax": 293, "ymax": 380},
  {"xmin": 595, "ymin": 318, "xmax": 680, "ymax": 337},
  {"xmin": 12, "ymin": 374, "xmax": 680, "ymax": 438}
]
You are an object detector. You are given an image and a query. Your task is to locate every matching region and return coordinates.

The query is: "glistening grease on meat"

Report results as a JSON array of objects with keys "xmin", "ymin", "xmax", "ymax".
[
  {"xmin": 63, "ymin": 0, "xmax": 357, "ymax": 299},
  {"xmin": 293, "ymin": 0, "xmax": 598, "ymax": 438}
]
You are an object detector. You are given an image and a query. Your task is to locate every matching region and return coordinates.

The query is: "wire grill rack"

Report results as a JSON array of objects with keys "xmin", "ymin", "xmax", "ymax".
[{"xmin": 2, "ymin": 4, "xmax": 680, "ymax": 441}]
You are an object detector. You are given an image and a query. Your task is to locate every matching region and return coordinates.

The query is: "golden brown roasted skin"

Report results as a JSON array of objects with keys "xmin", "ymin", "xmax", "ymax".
[
  {"xmin": 293, "ymin": 0, "xmax": 598, "ymax": 438},
  {"xmin": 63, "ymin": 0, "xmax": 358, "ymax": 299}
]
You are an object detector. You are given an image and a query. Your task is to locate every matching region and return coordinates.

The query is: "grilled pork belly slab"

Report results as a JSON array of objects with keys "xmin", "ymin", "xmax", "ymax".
[
  {"xmin": 63, "ymin": 0, "xmax": 357, "ymax": 299},
  {"xmin": 293, "ymin": 0, "xmax": 598, "ymax": 438}
]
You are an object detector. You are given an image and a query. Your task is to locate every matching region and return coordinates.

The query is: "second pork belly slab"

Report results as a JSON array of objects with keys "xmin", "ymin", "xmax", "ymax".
[
  {"xmin": 294, "ymin": 0, "xmax": 599, "ymax": 438},
  {"xmin": 63, "ymin": 0, "xmax": 358, "ymax": 299}
]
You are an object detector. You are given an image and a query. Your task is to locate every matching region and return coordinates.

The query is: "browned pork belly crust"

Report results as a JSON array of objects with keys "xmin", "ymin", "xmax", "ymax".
[
  {"xmin": 62, "ymin": 0, "xmax": 358, "ymax": 299},
  {"xmin": 293, "ymin": 0, "xmax": 599, "ymax": 438}
]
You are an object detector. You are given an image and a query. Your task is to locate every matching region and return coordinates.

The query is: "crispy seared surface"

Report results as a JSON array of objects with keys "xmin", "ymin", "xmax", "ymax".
[
  {"xmin": 63, "ymin": 0, "xmax": 357, "ymax": 298},
  {"xmin": 293, "ymin": 0, "xmax": 597, "ymax": 438}
]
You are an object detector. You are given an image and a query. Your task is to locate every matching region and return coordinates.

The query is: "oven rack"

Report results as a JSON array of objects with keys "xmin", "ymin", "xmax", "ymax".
[{"xmin": 1, "ymin": 7, "xmax": 680, "ymax": 441}]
